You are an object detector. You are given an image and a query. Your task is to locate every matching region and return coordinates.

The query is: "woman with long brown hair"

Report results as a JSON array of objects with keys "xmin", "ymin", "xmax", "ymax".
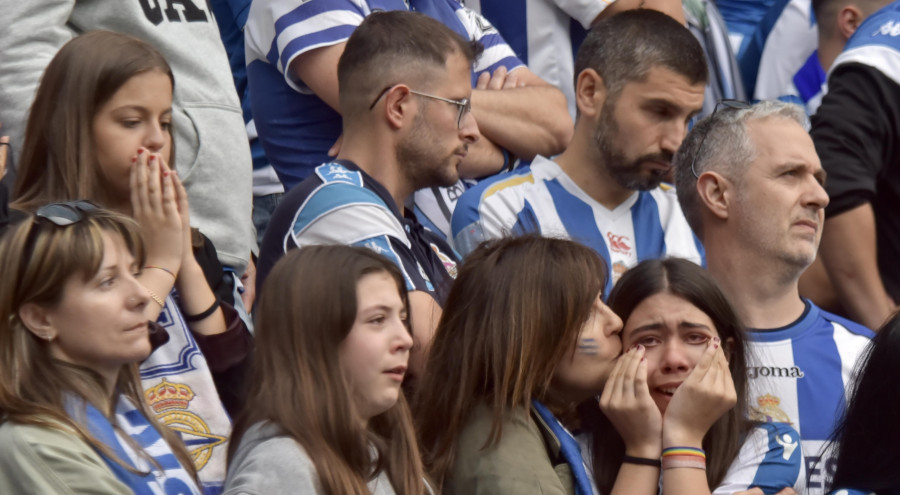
[
  {"xmin": 599, "ymin": 258, "xmax": 804, "ymax": 494},
  {"xmin": 8, "ymin": 30, "xmax": 252, "ymax": 489},
  {"xmin": 0, "ymin": 204, "xmax": 200, "ymax": 493},
  {"xmin": 415, "ymin": 235, "xmax": 648, "ymax": 494},
  {"xmin": 225, "ymin": 245, "xmax": 429, "ymax": 495}
]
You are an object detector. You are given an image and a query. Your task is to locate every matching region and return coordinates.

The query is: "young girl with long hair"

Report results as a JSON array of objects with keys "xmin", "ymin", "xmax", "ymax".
[
  {"xmin": 225, "ymin": 245, "xmax": 429, "ymax": 495},
  {"xmin": 415, "ymin": 235, "xmax": 640, "ymax": 494},
  {"xmin": 0, "ymin": 204, "xmax": 200, "ymax": 493},
  {"xmin": 824, "ymin": 312, "xmax": 900, "ymax": 495},
  {"xmin": 9, "ymin": 30, "xmax": 252, "ymax": 490},
  {"xmin": 600, "ymin": 258, "xmax": 804, "ymax": 494}
]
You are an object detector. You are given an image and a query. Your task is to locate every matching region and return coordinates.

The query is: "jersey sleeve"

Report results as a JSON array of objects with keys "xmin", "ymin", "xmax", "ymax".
[
  {"xmin": 450, "ymin": 1, "xmax": 525, "ymax": 76},
  {"xmin": 451, "ymin": 170, "xmax": 536, "ymax": 256},
  {"xmin": 244, "ymin": 0, "xmax": 367, "ymax": 93},
  {"xmin": 288, "ymin": 182, "xmax": 435, "ymax": 293},
  {"xmin": 810, "ymin": 63, "xmax": 900, "ymax": 218},
  {"xmin": 713, "ymin": 422, "xmax": 805, "ymax": 495}
]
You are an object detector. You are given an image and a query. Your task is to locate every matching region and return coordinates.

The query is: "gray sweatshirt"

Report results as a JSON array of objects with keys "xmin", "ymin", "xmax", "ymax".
[
  {"xmin": 224, "ymin": 422, "xmax": 398, "ymax": 495},
  {"xmin": 0, "ymin": 0, "xmax": 254, "ymax": 270}
]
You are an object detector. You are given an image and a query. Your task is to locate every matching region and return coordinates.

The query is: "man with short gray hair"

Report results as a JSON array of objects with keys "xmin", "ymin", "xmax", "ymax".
[{"xmin": 674, "ymin": 100, "xmax": 873, "ymax": 493}]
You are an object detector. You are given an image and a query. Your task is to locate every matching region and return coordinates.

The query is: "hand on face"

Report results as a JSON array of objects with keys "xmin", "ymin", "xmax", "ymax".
[
  {"xmin": 130, "ymin": 148, "xmax": 183, "ymax": 274},
  {"xmin": 661, "ymin": 337, "xmax": 737, "ymax": 447},
  {"xmin": 599, "ymin": 344, "xmax": 663, "ymax": 457}
]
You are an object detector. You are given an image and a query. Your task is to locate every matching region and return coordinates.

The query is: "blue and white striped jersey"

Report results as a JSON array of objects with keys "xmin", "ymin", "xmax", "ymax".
[
  {"xmin": 714, "ymin": 422, "xmax": 805, "ymax": 494},
  {"xmin": 469, "ymin": 0, "xmax": 607, "ymax": 118},
  {"xmin": 256, "ymin": 160, "xmax": 459, "ymax": 303},
  {"xmin": 741, "ymin": 0, "xmax": 823, "ymax": 113},
  {"xmin": 451, "ymin": 156, "xmax": 704, "ymax": 293},
  {"xmin": 244, "ymin": 0, "xmax": 522, "ymax": 189},
  {"xmin": 744, "ymin": 301, "xmax": 874, "ymax": 495}
]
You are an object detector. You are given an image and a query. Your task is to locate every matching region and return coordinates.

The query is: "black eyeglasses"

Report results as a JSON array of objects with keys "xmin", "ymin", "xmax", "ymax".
[
  {"xmin": 369, "ymin": 85, "xmax": 472, "ymax": 129},
  {"xmin": 690, "ymin": 99, "xmax": 751, "ymax": 179},
  {"xmin": 35, "ymin": 200, "xmax": 99, "ymax": 226}
]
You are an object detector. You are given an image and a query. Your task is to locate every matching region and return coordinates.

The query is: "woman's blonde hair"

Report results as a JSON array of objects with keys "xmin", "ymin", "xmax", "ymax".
[{"xmin": 0, "ymin": 208, "xmax": 196, "ymax": 480}]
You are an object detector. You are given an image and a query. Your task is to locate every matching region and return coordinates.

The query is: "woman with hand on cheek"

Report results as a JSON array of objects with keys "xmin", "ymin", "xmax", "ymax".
[
  {"xmin": 415, "ymin": 236, "xmax": 653, "ymax": 495},
  {"xmin": 597, "ymin": 258, "xmax": 804, "ymax": 495}
]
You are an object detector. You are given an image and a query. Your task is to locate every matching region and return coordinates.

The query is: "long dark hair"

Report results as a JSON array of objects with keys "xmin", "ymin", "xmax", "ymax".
[
  {"xmin": 228, "ymin": 245, "xmax": 427, "ymax": 495},
  {"xmin": 826, "ymin": 312, "xmax": 900, "ymax": 493},
  {"xmin": 13, "ymin": 30, "xmax": 174, "ymax": 212},
  {"xmin": 596, "ymin": 258, "xmax": 752, "ymax": 491},
  {"xmin": 414, "ymin": 235, "xmax": 609, "ymax": 486}
]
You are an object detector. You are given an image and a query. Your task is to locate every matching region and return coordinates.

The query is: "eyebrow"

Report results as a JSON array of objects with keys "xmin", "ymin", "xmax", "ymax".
[
  {"xmin": 628, "ymin": 321, "xmax": 712, "ymax": 335},
  {"xmin": 112, "ymin": 105, "xmax": 173, "ymax": 116}
]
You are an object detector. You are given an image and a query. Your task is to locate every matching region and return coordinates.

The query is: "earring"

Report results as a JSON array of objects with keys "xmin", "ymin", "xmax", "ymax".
[{"xmin": 43, "ymin": 334, "xmax": 54, "ymax": 342}]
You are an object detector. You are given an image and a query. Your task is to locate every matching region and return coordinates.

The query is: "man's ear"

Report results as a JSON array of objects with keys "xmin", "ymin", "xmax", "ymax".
[
  {"xmin": 697, "ymin": 171, "xmax": 732, "ymax": 221},
  {"xmin": 575, "ymin": 68, "xmax": 607, "ymax": 119},
  {"xmin": 18, "ymin": 303, "xmax": 57, "ymax": 341},
  {"xmin": 384, "ymin": 85, "xmax": 413, "ymax": 130},
  {"xmin": 837, "ymin": 5, "xmax": 865, "ymax": 40}
]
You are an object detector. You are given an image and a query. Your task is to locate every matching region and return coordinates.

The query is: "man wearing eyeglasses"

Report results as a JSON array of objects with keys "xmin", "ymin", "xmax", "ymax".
[
  {"xmin": 244, "ymin": 0, "xmax": 572, "ymax": 239},
  {"xmin": 673, "ymin": 100, "xmax": 873, "ymax": 494},
  {"xmin": 451, "ymin": 10, "xmax": 706, "ymax": 294},
  {"xmin": 257, "ymin": 11, "xmax": 478, "ymax": 382}
]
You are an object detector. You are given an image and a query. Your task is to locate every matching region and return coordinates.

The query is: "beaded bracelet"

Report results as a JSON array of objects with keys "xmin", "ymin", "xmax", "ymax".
[{"xmin": 146, "ymin": 288, "xmax": 166, "ymax": 309}]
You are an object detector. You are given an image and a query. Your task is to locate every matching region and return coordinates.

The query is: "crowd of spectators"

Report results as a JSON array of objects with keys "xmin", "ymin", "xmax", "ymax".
[{"xmin": 0, "ymin": 0, "xmax": 899, "ymax": 493}]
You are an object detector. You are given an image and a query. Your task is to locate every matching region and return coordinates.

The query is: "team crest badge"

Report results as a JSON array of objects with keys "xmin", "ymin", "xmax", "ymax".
[
  {"xmin": 749, "ymin": 394, "xmax": 793, "ymax": 424},
  {"xmin": 430, "ymin": 243, "xmax": 458, "ymax": 278},
  {"xmin": 145, "ymin": 379, "xmax": 227, "ymax": 470}
]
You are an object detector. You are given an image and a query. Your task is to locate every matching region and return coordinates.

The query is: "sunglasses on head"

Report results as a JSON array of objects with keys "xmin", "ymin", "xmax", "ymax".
[{"xmin": 34, "ymin": 200, "xmax": 100, "ymax": 226}]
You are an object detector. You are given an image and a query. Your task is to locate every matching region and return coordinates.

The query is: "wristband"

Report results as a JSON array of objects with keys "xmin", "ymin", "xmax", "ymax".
[
  {"xmin": 183, "ymin": 298, "xmax": 220, "ymax": 322},
  {"xmin": 146, "ymin": 289, "xmax": 166, "ymax": 309},
  {"xmin": 622, "ymin": 455, "xmax": 661, "ymax": 468},
  {"xmin": 144, "ymin": 265, "xmax": 176, "ymax": 281},
  {"xmin": 661, "ymin": 446, "xmax": 706, "ymax": 471},
  {"xmin": 661, "ymin": 456, "xmax": 707, "ymax": 470},
  {"xmin": 661, "ymin": 447, "xmax": 706, "ymax": 460}
]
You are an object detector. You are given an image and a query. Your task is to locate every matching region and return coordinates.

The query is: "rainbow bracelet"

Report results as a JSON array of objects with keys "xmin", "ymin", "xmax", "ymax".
[{"xmin": 661, "ymin": 447, "xmax": 706, "ymax": 470}]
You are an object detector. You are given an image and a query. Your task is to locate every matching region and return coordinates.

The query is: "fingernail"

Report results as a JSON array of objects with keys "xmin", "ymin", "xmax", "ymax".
[
  {"xmin": 150, "ymin": 155, "xmax": 156, "ymax": 161},
  {"xmin": 163, "ymin": 170, "xmax": 169, "ymax": 177},
  {"xmin": 636, "ymin": 344, "xmax": 644, "ymax": 352},
  {"xmin": 137, "ymin": 149, "xmax": 144, "ymax": 155},
  {"xmin": 132, "ymin": 156, "xmax": 137, "ymax": 163},
  {"xmin": 714, "ymin": 337, "xmax": 720, "ymax": 343}
]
